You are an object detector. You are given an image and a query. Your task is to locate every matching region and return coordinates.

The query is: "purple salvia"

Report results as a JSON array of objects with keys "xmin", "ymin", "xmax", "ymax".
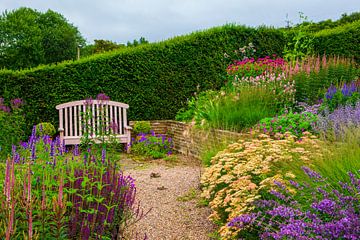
[
  {"xmin": 74, "ymin": 144, "xmax": 79, "ymax": 156},
  {"xmin": 50, "ymin": 141, "xmax": 55, "ymax": 157},
  {"xmin": 325, "ymin": 85, "xmax": 337, "ymax": 100},
  {"xmin": 101, "ymin": 148, "xmax": 106, "ymax": 164}
]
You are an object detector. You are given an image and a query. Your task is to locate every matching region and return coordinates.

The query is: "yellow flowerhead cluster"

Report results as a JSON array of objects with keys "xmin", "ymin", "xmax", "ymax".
[{"xmin": 201, "ymin": 132, "xmax": 321, "ymax": 239}]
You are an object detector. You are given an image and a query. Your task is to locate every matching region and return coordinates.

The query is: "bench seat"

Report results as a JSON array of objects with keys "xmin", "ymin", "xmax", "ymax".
[{"xmin": 56, "ymin": 99, "xmax": 131, "ymax": 151}]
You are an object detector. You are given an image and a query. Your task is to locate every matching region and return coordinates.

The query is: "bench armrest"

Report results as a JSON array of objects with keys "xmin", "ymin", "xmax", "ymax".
[
  {"xmin": 58, "ymin": 128, "xmax": 64, "ymax": 132},
  {"xmin": 125, "ymin": 126, "xmax": 132, "ymax": 130}
]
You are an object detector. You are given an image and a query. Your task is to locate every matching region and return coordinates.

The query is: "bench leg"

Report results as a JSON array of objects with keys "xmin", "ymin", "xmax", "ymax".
[{"xmin": 125, "ymin": 128, "xmax": 131, "ymax": 153}]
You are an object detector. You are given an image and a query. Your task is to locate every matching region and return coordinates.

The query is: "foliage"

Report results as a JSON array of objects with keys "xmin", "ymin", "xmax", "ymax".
[
  {"xmin": 175, "ymin": 91, "xmax": 216, "ymax": 123},
  {"xmin": 259, "ymin": 111, "xmax": 318, "ymax": 138},
  {"xmin": 228, "ymin": 168, "xmax": 360, "ymax": 239},
  {"xmin": 0, "ymin": 7, "xmax": 85, "ymax": 70},
  {"xmin": 308, "ymin": 126, "xmax": 360, "ymax": 185},
  {"xmin": 126, "ymin": 37, "xmax": 149, "ymax": 47},
  {"xmin": 228, "ymin": 68, "xmax": 296, "ymax": 110},
  {"xmin": 226, "ymin": 55, "xmax": 287, "ymax": 79},
  {"xmin": 312, "ymin": 20, "xmax": 360, "ymax": 62},
  {"xmin": 291, "ymin": 56, "xmax": 359, "ymax": 104},
  {"xmin": 0, "ymin": 97, "xmax": 25, "ymax": 160},
  {"xmin": 196, "ymin": 85, "xmax": 279, "ymax": 131},
  {"xmin": 315, "ymin": 101, "xmax": 360, "ymax": 141},
  {"xmin": 283, "ymin": 13, "xmax": 315, "ymax": 61},
  {"xmin": 81, "ymin": 39, "xmax": 126, "ymax": 57},
  {"xmin": 133, "ymin": 121, "xmax": 151, "ymax": 135},
  {"xmin": 201, "ymin": 133, "xmax": 321, "ymax": 239},
  {"xmin": 176, "ymin": 53, "xmax": 294, "ymax": 131},
  {"xmin": 299, "ymin": 12, "xmax": 360, "ymax": 33},
  {"xmin": 0, "ymin": 128, "xmax": 143, "ymax": 239},
  {"xmin": 0, "ymin": 24, "xmax": 286, "ymax": 132},
  {"xmin": 79, "ymin": 93, "xmax": 123, "ymax": 151},
  {"xmin": 35, "ymin": 122, "xmax": 56, "ymax": 137},
  {"xmin": 320, "ymin": 80, "xmax": 360, "ymax": 112},
  {"xmin": 200, "ymin": 140, "xmax": 230, "ymax": 167},
  {"xmin": 131, "ymin": 131, "xmax": 173, "ymax": 159},
  {"xmin": 223, "ymin": 42, "xmax": 257, "ymax": 66},
  {"xmin": 92, "ymin": 39, "xmax": 125, "ymax": 54}
]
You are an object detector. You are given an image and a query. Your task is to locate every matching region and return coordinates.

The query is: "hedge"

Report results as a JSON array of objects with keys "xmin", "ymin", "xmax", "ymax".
[
  {"xmin": 0, "ymin": 21, "xmax": 358, "ymax": 133},
  {"xmin": 0, "ymin": 24, "xmax": 286, "ymax": 132},
  {"xmin": 312, "ymin": 20, "xmax": 360, "ymax": 62}
]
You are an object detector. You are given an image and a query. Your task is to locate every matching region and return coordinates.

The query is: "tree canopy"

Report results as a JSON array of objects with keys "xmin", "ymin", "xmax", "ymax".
[{"xmin": 0, "ymin": 7, "xmax": 85, "ymax": 70}]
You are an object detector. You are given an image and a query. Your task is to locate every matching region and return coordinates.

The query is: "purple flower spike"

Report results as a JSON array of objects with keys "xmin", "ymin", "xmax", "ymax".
[
  {"xmin": 101, "ymin": 148, "xmax": 106, "ymax": 164},
  {"xmin": 325, "ymin": 85, "xmax": 337, "ymax": 99},
  {"xmin": 302, "ymin": 166, "xmax": 323, "ymax": 181}
]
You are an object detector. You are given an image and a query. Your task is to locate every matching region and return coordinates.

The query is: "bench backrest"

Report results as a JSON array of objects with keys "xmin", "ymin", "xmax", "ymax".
[{"xmin": 56, "ymin": 100, "xmax": 129, "ymax": 138}]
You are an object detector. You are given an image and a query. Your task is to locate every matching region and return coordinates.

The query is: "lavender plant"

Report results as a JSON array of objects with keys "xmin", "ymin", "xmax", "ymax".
[
  {"xmin": 315, "ymin": 101, "xmax": 360, "ymax": 141},
  {"xmin": 228, "ymin": 168, "xmax": 360, "ymax": 239}
]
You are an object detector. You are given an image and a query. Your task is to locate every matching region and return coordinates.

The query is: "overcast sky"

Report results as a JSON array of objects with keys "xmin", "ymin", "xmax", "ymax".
[{"xmin": 1, "ymin": 0, "xmax": 359, "ymax": 44}]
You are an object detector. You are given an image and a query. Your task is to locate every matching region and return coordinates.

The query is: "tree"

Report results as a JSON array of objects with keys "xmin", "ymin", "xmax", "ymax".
[
  {"xmin": 80, "ymin": 39, "xmax": 125, "ymax": 58},
  {"xmin": 0, "ymin": 7, "xmax": 85, "ymax": 70},
  {"xmin": 126, "ymin": 37, "xmax": 149, "ymax": 47}
]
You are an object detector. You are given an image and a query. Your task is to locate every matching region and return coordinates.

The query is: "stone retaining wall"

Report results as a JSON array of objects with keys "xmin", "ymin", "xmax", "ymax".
[{"xmin": 130, "ymin": 120, "xmax": 247, "ymax": 159}]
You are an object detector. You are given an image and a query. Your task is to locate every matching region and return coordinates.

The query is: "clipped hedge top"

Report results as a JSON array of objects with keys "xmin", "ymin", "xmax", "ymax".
[
  {"xmin": 0, "ymin": 24, "xmax": 264, "ymax": 74},
  {"xmin": 314, "ymin": 20, "xmax": 360, "ymax": 37}
]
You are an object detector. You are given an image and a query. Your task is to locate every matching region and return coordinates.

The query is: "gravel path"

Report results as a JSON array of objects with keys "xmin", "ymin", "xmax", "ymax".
[{"xmin": 123, "ymin": 156, "xmax": 216, "ymax": 240}]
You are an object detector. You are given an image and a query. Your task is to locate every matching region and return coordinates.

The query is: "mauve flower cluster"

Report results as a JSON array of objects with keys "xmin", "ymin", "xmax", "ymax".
[
  {"xmin": 315, "ymin": 101, "xmax": 360, "ymax": 140},
  {"xmin": 228, "ymin": 168, "xmax": 360, "ymax": 239}
]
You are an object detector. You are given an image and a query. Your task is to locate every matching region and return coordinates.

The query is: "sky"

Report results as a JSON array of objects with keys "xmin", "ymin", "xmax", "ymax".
[{"xmin": 1, "ymin": 0, "xmax": 359, "ymax": 45}]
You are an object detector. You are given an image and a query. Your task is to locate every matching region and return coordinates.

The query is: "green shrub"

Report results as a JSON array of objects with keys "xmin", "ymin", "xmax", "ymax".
[
  {"xmin": 312, "ymin": 20, "xmax": 360, "ymax": 62},
  {"xmin": 0, "ymin": 131, "xmax": 139, "ymax": 239},
  {"xmin": 133, "ymin": 121, "xmax": 151, "ymax": 134},
  {"xmin": 0, "ymin": 98, "xmax": 26, "ymax": 160},
  {"xmin": 320, "ymin": 80, "xmax": 360, "ymax": 113},
  {"xmin": 0, "ymin": 25, "xmax": 286, "ymax": 133},
  {"xmin": 292, "ymin": 56, "xmax": 359, "ymax": 104},
  {"xmin": 259, "ymin": 111, "xmax": 318, "ymax": 138},
  {"xmin": 35, "ymin": 122, "xmax": 56, "ymax": 137},
  {"xmin": 194, "ymin": 85, "xmax": 278, "ymax": 131},
  {"xmin": 131, "ymin": 132, "xmax": 173, "ymax": 159}
]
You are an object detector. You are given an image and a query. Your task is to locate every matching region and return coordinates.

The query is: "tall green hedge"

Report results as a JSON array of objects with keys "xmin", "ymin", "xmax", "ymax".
[
  {"xmin": 0, "ymin": 22, "xmax": 358, "ymax": 133},
  {"xmin": 312, "ymin": 20, "xmax": 360, "ymax": 62},
  {"xmin": 0, "ymin": 25, "xmax": 286, "ymax": 131}
]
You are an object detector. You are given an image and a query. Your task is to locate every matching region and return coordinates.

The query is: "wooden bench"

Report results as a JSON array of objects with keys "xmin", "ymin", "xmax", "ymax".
[{"xmin": 56, "ymin": 100, "xmax": 132, "ymax": 151}]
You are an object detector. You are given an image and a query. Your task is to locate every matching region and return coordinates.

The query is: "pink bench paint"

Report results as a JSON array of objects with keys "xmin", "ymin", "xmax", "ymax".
[{"xmin": 56, "ymin": 100, "xmax": 132, "ymax": 151}]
